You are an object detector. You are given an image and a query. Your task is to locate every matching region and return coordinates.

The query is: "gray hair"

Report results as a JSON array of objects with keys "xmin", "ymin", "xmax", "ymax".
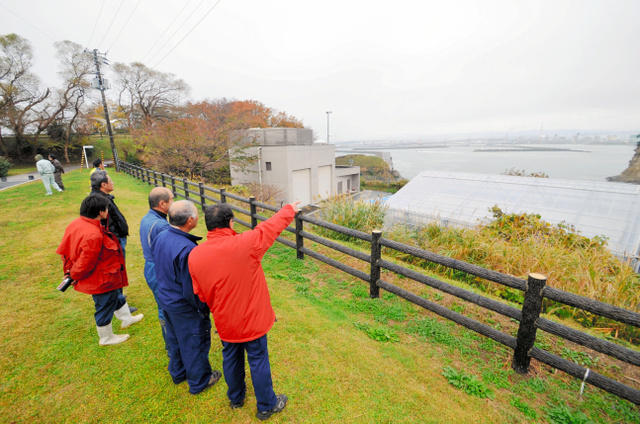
[
  {"xmin": 90, "ymin": 170, "xmax": 109, "ymax": 191},
  {"xmin": 169, "ymin": 200, "xmax": 197, "ymax": 227},
  {"xmin": 148, "ymin": 187, "xmax": 173, "ymax": 208}
]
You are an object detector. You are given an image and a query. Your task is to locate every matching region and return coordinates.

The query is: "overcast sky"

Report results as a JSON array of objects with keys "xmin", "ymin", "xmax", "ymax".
[{"xmin": 1, "ymin": 0, "xmax": 638, "ymax": 141}]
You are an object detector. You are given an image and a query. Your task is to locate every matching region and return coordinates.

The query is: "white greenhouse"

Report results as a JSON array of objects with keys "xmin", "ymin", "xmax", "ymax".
[{"xmin": 384, "ymin": 171, "xmax": 640, "ymax": 269}]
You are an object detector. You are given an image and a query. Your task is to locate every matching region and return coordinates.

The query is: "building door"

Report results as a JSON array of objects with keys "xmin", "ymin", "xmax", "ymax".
[
  {"xmin": 318, "ymin": 165, "xmax": 332, "ymax": 200},
  {"xmin": 292, "ymin": 168, "xmax": 311, "ymax": 205}
]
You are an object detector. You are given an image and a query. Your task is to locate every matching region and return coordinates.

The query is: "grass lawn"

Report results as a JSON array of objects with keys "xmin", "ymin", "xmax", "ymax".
[
  {"xmin": 6, "ymin": 164, "xmax": 38, "ymax": 176},
  {"xmin": 0, "ymin": 169, "xmax": 638, "ymax": 423}
]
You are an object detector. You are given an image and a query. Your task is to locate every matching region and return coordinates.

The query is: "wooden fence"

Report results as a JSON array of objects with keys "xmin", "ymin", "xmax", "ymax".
[{"xmin": 119, "ymin": 161, "xmax": 640, "ymax": 405}]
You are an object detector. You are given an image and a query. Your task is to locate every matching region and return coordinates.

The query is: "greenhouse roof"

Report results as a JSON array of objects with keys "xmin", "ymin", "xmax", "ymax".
[{"xmin": 385, "ymin": 171, "xmax": 640, "ymax": 262}]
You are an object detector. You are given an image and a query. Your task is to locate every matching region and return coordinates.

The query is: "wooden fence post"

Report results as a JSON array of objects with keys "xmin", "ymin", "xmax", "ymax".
[
  {"xmin": 370, "ymin": 230, "xmax": 382, "ymax": 298},
  {"xmin": 249, "ymin": 196, "xmax": 257, "ymax": 228},
  {"xmin": 147, "ymin": 169, "xmax": 152, "ymax": 185},
  {"xmin": 153, "ymin": 170, "xmax": 158, "ymax": 186},
  {"xmin": 199, "ymin": 182, "xmax": 206, "ymax": 211},
  {"xmin": 512, "ymin": 273, "xmax": 547, "ymax": 374},
  {"xmin": 161, "ymin": 174, "xmax": 166, "ymax": 188},
  {"xmin": 183, "ymin": 178, "xmax": 189, "ymax": 200},
  {"xmin": 295, "ymin": 211, "xmax": 304, "ymax": 259},
  {"xmin": 219, "ymin": 188, "xmax": 226, "ymax": 203},
  {"xmin": 170, "ymin": 176, "xmax": 176, "ymax": 197}
]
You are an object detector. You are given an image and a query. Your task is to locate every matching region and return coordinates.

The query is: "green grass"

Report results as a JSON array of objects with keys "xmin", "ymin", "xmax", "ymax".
[
  {"xmin": 442, "ymin": 366, "xmax": 493, "ymax": 399},
  {"xmin": 0, "ymin": 170, "xmax": 638, "ymax": 423},
  {"xmin": 6, "ymin": 163, "xmax": 38, "ymax": 176}
]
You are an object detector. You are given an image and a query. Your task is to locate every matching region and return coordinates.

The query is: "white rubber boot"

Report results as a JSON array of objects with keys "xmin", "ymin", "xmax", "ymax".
[
  {"xmin": 114, "ymin": 303, "xmax": 144, "ymax": 329},
  {"xmin": 96, "ymin": 323, "xmax": 130, "ymax": 346}
]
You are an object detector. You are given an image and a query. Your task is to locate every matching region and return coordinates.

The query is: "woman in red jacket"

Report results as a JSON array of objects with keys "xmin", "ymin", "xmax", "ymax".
[{"xmin": 57, "ymin": 195, "xmax": 143, "ymax": 346}]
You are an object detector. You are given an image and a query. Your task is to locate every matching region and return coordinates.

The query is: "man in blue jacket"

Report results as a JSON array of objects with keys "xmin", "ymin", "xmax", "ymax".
[
  {"xmin": 151, "ymin": 200, "xmax": 221, "ymax": 394},
  {"xmin": 140, "ymin": 187, "xmax": 174, "ymax": 347}
]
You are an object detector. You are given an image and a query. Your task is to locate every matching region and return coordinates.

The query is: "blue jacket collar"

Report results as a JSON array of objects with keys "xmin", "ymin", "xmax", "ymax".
[
  {"xmin": 168, "ymin": 226, "xmax": 202, "ymax": 242},
  {"xmin": 149, "ymin": 208, "xmax": 168, "ymax": 220}
]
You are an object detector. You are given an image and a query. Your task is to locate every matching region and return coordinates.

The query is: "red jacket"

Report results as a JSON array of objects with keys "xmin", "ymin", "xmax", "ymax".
[
  {"xmin": 189, "ymin": 204, "xmax": 295, "ymax": 343},
  {"xmin": 56, "ymin": 217, "xmax": 128, "ymax": 295}
]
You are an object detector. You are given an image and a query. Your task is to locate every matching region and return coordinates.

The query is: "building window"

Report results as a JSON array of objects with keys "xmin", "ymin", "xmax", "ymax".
[
  {"xmin": 266, "ymin": 161, "xmax": 272, "ymax": 171},
  {"xmin": 337, "ymin": 181, "xmax": 343, "ymax": 194},
  {"xmin": 347, "ymin": 179, "xmax": 351, "ymax": 192}
]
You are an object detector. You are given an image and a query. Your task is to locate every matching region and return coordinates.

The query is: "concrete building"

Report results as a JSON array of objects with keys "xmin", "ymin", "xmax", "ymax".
[{"xmin": 230, "ymin": 128, "xmax": 360, "ymax": 205}]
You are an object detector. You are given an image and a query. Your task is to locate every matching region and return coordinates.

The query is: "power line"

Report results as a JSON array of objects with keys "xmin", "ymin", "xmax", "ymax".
[
  {"xmin": 153, "ymin": 0, "xmax": 223, "ymax": 68},
  {"xmin": 86, "ymin": 0, "xmax": 106, "ymax": 47},
  {"xmin": 0, "ymin": 1, "xmax": 56, "ymax": 41},
  {"xmin": 146, "ymin": 0, "xmax": 208, "ymax": 65},
  {"xmin": 142, "ymin": 0, "xmax": 194, "ymax": 63},
  {"xmin": 97, "ymin": 0, "xmax": 126, "ymax": 50},
  {"xmin": 107, "ymin": 0, "xmax": 142, "ymax": 51}
]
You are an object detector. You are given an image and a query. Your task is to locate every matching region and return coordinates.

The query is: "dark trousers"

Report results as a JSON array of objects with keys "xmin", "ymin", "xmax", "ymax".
[
  {"xmin": 91, "ymin": 289, "xmax": 126, "ymax": 326},
  {"xmin": 164, "ymin": 309, "xmax": 213, "ymax": 394},
  {"xmin": 143, "ymin": 261, "xmax": 169, "ymax": 351},
  {"xmin": 119, "ymin": 237, "xmax": 127, "ymax": 258},
  {"xmin": 222, "ymin": 334, "xmax": 277, "ymax": 412}
]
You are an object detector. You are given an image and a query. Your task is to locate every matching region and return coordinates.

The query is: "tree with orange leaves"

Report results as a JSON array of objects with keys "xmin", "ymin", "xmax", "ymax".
[{"xmin": 134, "ymin": 98, "xmax": 303, "ymax": 183}]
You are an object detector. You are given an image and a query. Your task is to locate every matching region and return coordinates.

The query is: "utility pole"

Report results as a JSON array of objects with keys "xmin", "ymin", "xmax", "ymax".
[
  {"xmin": 326, "ymin": 110, "xmax": 332, "ymax": 144},
  {"xmin": 91, "ymin": 49, "xmax": 119, "ymax": 171}
]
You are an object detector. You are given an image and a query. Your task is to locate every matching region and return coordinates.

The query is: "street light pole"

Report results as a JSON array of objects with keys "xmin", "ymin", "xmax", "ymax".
[{"xmin": 326, "ymin": 111, "xmax": 332, "ymax": 144}]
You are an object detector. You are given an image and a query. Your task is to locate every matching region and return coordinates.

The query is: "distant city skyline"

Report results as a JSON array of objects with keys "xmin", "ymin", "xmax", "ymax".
[{"xmin": 1, "ymin": 0, "xmax": 639, "ymax": 141}]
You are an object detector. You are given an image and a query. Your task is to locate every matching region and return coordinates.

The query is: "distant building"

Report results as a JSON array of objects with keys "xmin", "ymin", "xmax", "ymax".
[
  {"xmin": 385, "ymin": 170, "xmax": 640, "ymax": 270},
  {"xmin": 230, "ymin": 128, "xmax": 360, "ymax": 205}
]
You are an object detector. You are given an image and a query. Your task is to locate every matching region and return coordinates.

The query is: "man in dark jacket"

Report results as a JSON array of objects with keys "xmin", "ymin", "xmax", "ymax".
[
  {"xmin": 90, "ymin": 171, "xmax": 129, "ymax": 253},
  {"xmin": 151, "ymin": 200, "xmax": 221, "ymax": 394},
  {"xmin": 57, "ymin": 195, "xmax": 143, "ymax": 346},
  {"xmin": 90, "ymin": 170, "xmax": 138, "ymax": 313},
  {"xmin": 140, "ymin": 187, "xmax": 173, "ymax": 346}
]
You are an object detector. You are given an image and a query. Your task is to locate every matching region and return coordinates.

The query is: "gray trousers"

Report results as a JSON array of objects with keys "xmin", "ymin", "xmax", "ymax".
[{"xmin": 41, "ymin": 173, "xmax": 62, "ymax": 194}]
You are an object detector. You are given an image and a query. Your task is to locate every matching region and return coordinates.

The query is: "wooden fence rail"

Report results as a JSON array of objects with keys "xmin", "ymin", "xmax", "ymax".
[{"xmin": 119, "ymin": 161, "xmax": 640, "ymax": 405}]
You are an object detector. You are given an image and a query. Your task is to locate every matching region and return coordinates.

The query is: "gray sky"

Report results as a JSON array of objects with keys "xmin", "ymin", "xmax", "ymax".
[{"xmin": 1, "ymin": 0, "xmax": 638, "ymax": 141}]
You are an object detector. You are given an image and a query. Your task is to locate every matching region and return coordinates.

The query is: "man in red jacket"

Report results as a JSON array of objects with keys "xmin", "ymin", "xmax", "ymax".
[
  {"xmin": 189, "ymin": 201, "xmax": 299, "ymax": 421},
  {"xmin": 57, "ymin": 195, "xmax": 143, "ymax": 346}
]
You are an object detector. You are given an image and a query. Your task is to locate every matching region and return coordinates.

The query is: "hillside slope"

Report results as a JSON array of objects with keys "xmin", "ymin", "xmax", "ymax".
[{"xmin": 0, "ymin": 170, "xmax": 636, "ymax": 423}]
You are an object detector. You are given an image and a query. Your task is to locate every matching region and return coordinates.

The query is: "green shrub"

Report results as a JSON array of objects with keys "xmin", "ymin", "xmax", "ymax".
[
  {"xmin": 510, "ymin": 396, "xmax": 538, "ymax": 419},
  {"xmin": 353, "ymin": 321, "xmax": 399, "ymax": 342},
  {"xmin": 442, "ymin": 366, "xmax": 493, "ymax": 398},
  {"xmin": 317, "ymin": 195, "xmax": 386, "ymax": 242},
  {"xmin": 386, "ymin": 207, "xmax": 640, "ymax": 342},
  {"xmin": 545, "ymin": 404, "xmax": 589, "ymax": 424},
  {"xmin": 0, "ymin": 156, "xmax": 11, "ymax": 177}
]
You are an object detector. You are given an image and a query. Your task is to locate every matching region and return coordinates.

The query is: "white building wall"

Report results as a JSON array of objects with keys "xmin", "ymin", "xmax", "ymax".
[{"xmin": 231, "ymin": 144, "xmax": 337, "ymax": 205}]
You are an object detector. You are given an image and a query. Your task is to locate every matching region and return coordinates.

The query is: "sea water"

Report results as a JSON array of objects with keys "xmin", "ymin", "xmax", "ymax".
[{"xmin": 339, "ymin": 144, "xmax": 636, "ymax": 181}]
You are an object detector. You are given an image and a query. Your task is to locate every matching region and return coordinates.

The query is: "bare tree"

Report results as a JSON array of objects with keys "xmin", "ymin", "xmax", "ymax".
[
  {"xmin": 51, "ymin": 40, "xmax": 93, "ymax": 162},
  {"xmin": 0, "ymin": 33, "xmax": 51, "ymax": 158},
  {"xmin": 113, "ymin": 62, "xmax": 189, "ymax": 128}
]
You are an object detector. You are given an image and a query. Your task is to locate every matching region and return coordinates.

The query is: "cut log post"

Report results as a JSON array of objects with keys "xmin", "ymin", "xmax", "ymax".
[
  {"xmin": 370, "ymin": 230, "xmax": 382, "ymax": 298},
  {"xmin": 512, "ymin": 273, "xmax": 547, "ymax": 373}
]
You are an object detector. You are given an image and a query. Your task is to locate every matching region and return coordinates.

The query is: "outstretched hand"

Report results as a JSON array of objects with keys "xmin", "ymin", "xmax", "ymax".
[{"xmin": 290, "ymin": 201, "xmax": 302, "ymax": 213}]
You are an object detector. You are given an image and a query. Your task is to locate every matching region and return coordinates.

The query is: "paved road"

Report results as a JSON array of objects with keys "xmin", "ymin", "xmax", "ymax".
[{"xmin": 0, "ymin": 164, "xmax": 82, "ymax": 191}]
